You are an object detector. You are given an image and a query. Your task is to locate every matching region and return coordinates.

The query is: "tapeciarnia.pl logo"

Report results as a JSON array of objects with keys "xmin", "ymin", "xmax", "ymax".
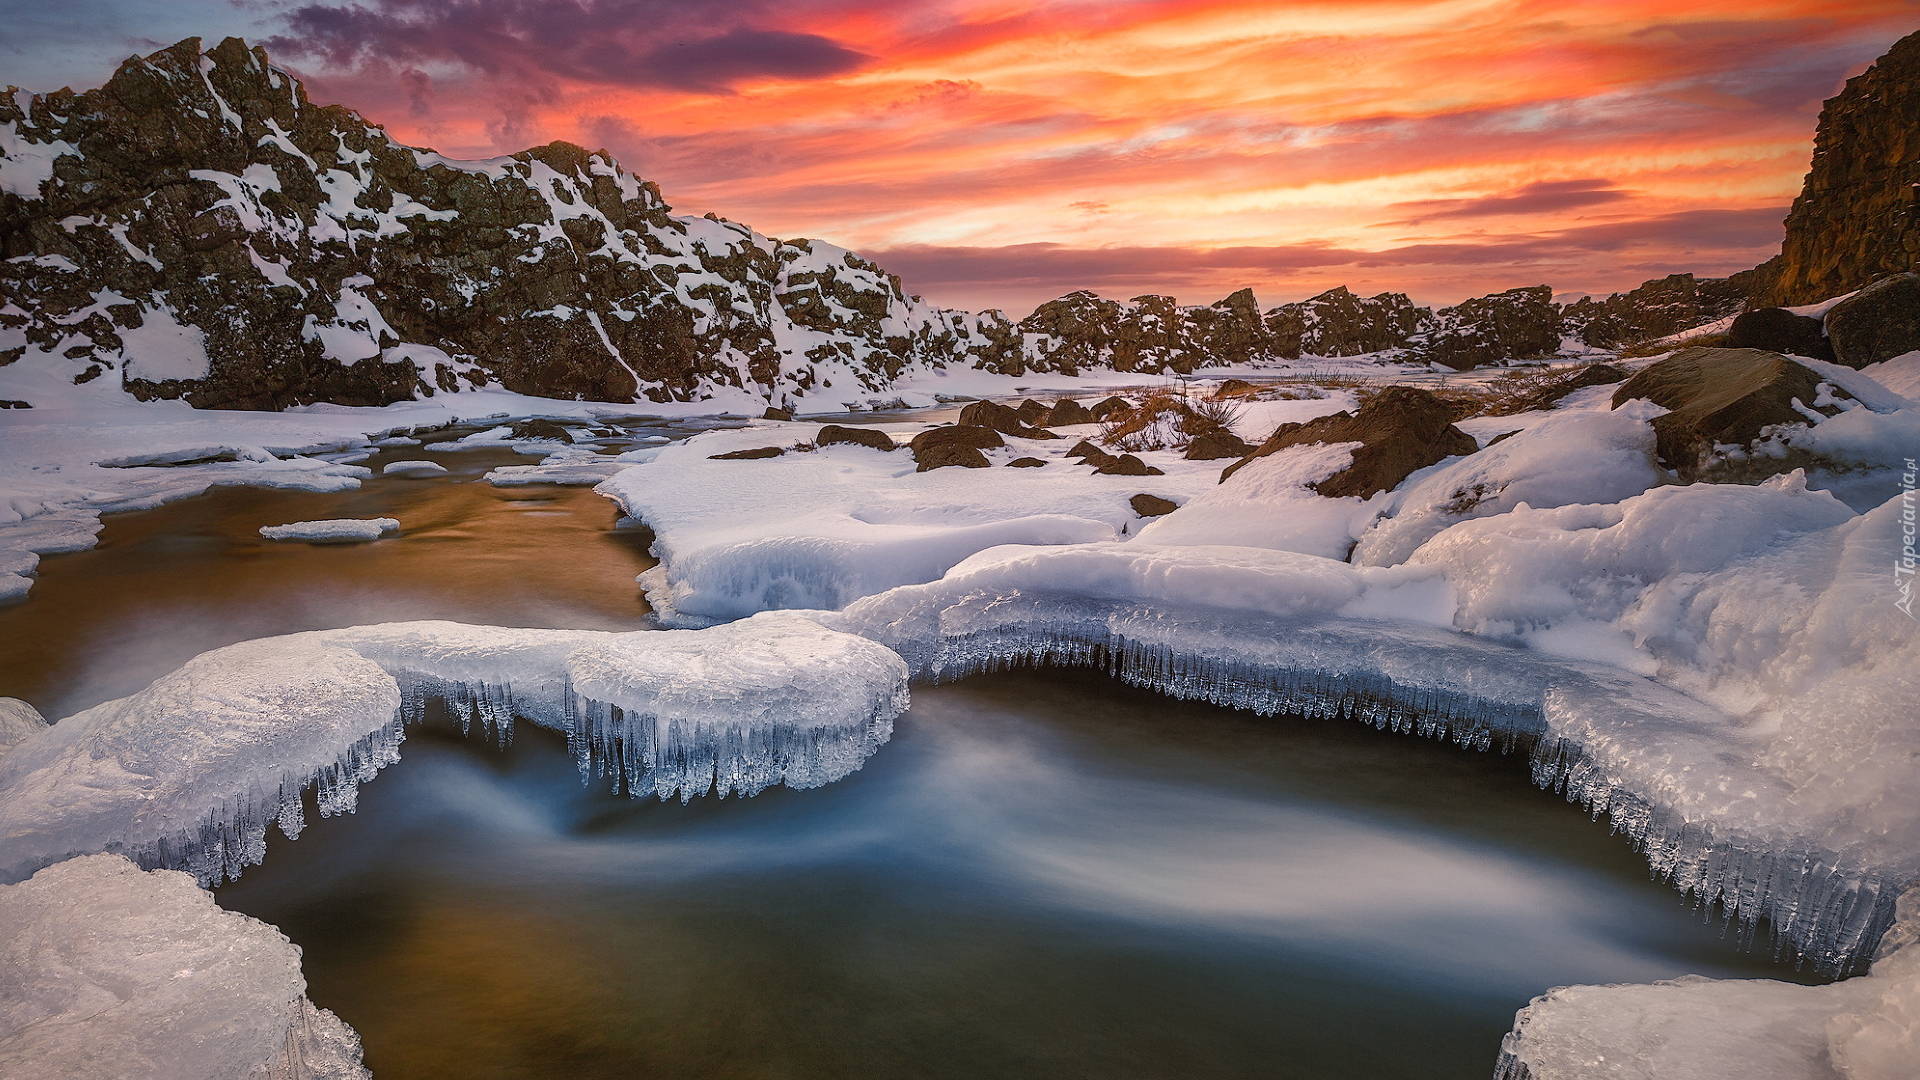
[{"xmin": 1899, "ymin": 457, "xmax": 1917, "ymax": 620}]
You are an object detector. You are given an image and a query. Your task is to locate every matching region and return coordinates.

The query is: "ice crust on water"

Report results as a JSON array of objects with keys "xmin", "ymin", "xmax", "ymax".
[
  {"xmin": 1495, "ymin": 885, "xmax": 1920, "ymax": 1080},
  {"xmin": 825, "ymin": 507, "xmax": 1920, "ymax": 974},
  {"xmin": 0, "ymin": 853, "xmax": 369, "ymax": 1080},
  {"xmin": 0, "ymin": 613, "xmax": 908, "ymax": 886},
  {"xmin": 379, "ymin": 458, "xmax": 447, "ymax": 477},
  {"xmin": 258, "ymin": 517, "xmax": 400, "ymax": 542}
]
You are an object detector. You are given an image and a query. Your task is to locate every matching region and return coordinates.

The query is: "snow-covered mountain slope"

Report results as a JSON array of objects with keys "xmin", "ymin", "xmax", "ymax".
[{"xmin": 0, "ymin": 37, "xmax": 1023, "ymax": 412}]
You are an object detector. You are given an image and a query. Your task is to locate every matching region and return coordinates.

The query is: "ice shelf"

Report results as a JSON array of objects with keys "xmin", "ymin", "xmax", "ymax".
[{"xmin": 0, "ymin": 613, "xmax": 908, "ymax": 887}]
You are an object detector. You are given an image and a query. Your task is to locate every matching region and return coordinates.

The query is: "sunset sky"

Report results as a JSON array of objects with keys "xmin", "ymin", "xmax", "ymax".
[{"xmin": 5, "ymin": 1, "xmax": 1916, "ymax": 313}]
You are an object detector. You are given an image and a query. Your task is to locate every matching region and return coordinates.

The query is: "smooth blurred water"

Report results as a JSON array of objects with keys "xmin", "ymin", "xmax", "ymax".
[{"xmin": 218, "ymin": 669, "xmax": 1816, "ymax": 1080}]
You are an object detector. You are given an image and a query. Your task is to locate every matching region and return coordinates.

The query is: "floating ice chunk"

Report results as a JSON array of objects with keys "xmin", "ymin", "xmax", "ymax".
[
  {"xmin": 0, "ymin": 699, "xmax": 47, "ymax": 756},
  {"xmin": 485, "ymin": 448, "xmax": 630, "ymax": 486},
  {"xmin": 258, "ymin": 517, "xmax": 400, "ymax": 542},
  {"xmin": 380, "ymin": 459, "xmax": 447, "ymax": 477},
  {"xmin": 0, "ymin": 614, "xmax": 907, "ymax": 885},
  {"xmin": 0, "ymin": 854, "xmax": 369, "ymax": 1080},
  {"xmin": 1495, "ymin": 885, "xmax": 1920, "ymax": 1080}
]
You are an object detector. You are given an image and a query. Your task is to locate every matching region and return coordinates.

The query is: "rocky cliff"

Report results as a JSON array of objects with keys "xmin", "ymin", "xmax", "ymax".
[
  {"xmin": 0, "ymin": 38, "xmax": 1018, "ymax": 410},
  {"xmin": 1760, "ymin": 28, "xmax": 1920, "ymax": 306}
]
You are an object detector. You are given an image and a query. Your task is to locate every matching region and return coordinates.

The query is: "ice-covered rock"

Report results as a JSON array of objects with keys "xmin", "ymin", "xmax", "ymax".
[
  {"xmin": 0, "ymin": 614, "xmax": 908, "ymax": 885},
  {"xmin": 1495, "ymin": 884, "xmax": 1920, "ymax": 1080},
  {"xmin": 380, "ymin": 459, "xmax": 448, "ymax": 477},
  {"xmin": 0, "ymin": 853, "xmax": 369, "ymax": 1080},
  {"xmin": 1351, "ymin": 403, "xmax": 1664, "ymax": 566},
  {"xmin": 258, "ymin": 517, "xmax": 400, "ymax": 542}
]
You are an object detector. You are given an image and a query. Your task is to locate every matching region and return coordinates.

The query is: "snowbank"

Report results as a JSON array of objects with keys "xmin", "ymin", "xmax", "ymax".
[
  {"xmin": 1496, "ymin": 885, "xmax": 1920, "ymax": 1080},
  {"xmin": 0, "ymin": 613, "xmax": 908, "ymax": 886},
  {"xmin": 258, "ymin": 517, "xmax": 399, "ymax": 542},
  {"xmin": 0, "ymin": 854, "xmax": 369, "ymax": 1080}
]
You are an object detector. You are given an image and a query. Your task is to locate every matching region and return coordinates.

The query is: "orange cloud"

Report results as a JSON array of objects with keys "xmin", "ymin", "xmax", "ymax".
[{"xmin": 264, "ymin": 1, "xmax": 1920, "ymax": 311}]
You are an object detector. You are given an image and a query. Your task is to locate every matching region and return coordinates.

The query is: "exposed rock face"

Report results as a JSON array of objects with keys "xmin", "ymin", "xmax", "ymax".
[
  {"xmin": 1129, "ymin": 493, "xmax": 1178, "ymax": 516},
  {"xmin": 814, "ymin": 424, "xmax": 896, "ymax": 451},
  {"xmin": 0, "ymin": 38, "xmax": 1018, "ymax": 410},
  {"xmin": 1824, "ymin": 273, "xmax": 1920, "ymax": 368},
  {"xmin": 956, "ymin": 399, "xmax": 1053, "ymax": 437},
  {"xmin": 1408, "ymin": 285, "xmax": 1560, "ymax": 370},
  {"xmin": 1609, "ymin": 347, "xmax": 1853, "ymax": 476},
  {"xmin": 1222, "ymin": 386, "xmax": 1478, "ymax": 498},
  {"xmin": 1277, "ymin": 286, "xmax": 1432, "ymax": 357},
  {"xmin": 909, "ymin": 424, "xmax": 1002, "ymax": 470},
  {"xmin": 1726, "ymin": 308, "xmax": 1836, "ymax": 362},
  {"xmin": 1559, "ymin": 273, "xmax": 1753, "ymax": 348},
  {"xmin": 1762, "ymin": 29, "xmax": 1920, "ymax": 306},
  {"xmin": 1183, "ymin": 429, "xmax": 1254, "ymax": 460},
  {"xmin": 1044, "ymin": 398, "xmax": 1094, "ymax": 426},
  {"xmin": 506, "ymin": 419, "xmax": 574, "ymax": 443}
]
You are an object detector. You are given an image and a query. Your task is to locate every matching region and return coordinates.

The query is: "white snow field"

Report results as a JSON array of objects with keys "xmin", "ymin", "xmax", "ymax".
[
  {"xmin": 593, "ymin": 393, "xmax": 1354, "ymax": 625},
  {"xmin": 258, "ymin": 517, "xmax": 400, "ymax": 542},
  {"xmin": 1496, "ymin": 885, "xmax": 1920, "ymax": 1080},
  {"xmin": 0, "ymin": 854, "xmax": 370, "ymax": 1080},
  {"xmin": 0, "ymin": 613, "xmax": 909, "ymax": 888}
]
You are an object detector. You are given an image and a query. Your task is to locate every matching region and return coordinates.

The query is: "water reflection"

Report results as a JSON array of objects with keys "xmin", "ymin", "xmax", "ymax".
[
  {"xmin": 0, "ymin": 443, "xmax": 657, "ymax": 718},
  {"xmin": 218, "ymin": 669, "xmax": 1814, "ymax": 1080}
]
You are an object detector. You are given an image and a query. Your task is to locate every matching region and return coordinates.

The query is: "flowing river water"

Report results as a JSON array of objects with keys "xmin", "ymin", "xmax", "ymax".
[{"xmin": 0, "ymin": 432, "xmax": 1821, "ymax": 1079}]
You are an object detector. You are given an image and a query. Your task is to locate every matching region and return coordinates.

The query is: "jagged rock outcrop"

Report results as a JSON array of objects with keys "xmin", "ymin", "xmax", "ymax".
[
  {"xmin": 1760, "ymin": 29, "xmax": 1920, "ymax": 307},
  {"xmin": 1559, "ymin": 273, "xmax": 1753, "ymax": 348},
  {"xmin": 0, "ymin": 37, "xmax": 1019, "ymax": 409},
  {"xmin": 1277, "ymin": 286, "xmax": 1432, "ymax": 357},
  {"xmin": 1407, "ymin": 285, "xmax": 1560, "ymax": 370}
]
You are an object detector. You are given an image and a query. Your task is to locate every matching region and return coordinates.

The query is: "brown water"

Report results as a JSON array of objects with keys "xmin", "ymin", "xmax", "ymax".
[
  {"xmin": 0, "ymin": 444, "xmax": 655, "ymax": 719},
  {"xmin": 2, "ymin": 445, "xmax": 1821, "ymax": 1080}
]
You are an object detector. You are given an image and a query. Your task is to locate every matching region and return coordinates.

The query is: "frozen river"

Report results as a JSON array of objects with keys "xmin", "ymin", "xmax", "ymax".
[{"xmin": 0, "ymin": 432, "xmax": 1818, "ymax": 1079}]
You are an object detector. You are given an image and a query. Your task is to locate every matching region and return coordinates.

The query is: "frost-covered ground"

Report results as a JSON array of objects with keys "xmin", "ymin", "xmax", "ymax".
[{"xmin": 3, "ymin": 351, "xmax": 1919, "ymax": 1077}]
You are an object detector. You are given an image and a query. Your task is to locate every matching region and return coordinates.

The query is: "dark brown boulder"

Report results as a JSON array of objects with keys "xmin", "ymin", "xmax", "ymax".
[
  {"xmin": 911, "ymin": 424, "xmax": 1003, "ymax": 471},
  {"xmin": 1096, "ymin": 453, "xmax": 1164, "ymax": 477},
  {"xmin": 1184, "ymin": 429, "xmax": 1254, "ymax": 460},
  {"xmin": 508, "ymin": 419, "xmax": 574, "ymax": 443},
  {"xmin": 1046, "ymin": 399, "xmax": 1095, "ymax": 426},
  {"xmin": 1221, "ymin": 386, "xmax": 1479, "ymax": 498},
  {"xmin": 1089, "ymin": 396, "xmax": 1132, "ymax": 421},
  {"xmin": 1015, "ymin": 400, "xmax": 1051, "ymax": 425},
  {"xmin": 1213, "ymin": 379, "xmax": 1255, "ymax": 397},
  {"xmin": 1726, "ymin": 308, "xmax": 1836, "ymax": 362},
  {"xmin": 1130, "ymin": 493, "xmax": 1179, "ymax": 516},
  {"xmin": 1609, "ymin": 347, "xmax": 1851, "ymax": 476},
  {"xmin": 1066, "ymin": 439, "xmax": 1120, "ymax": 470},
  {"xmin": 1824, "ymin": 274, "xmax": 1920, "ymax": 369},
  {"xmin": 762, "ymin": 406, "xmax": 795, "ymax": 421},
  {"xmin": 1008, "ymin": 457, "xmax": 1047, "ymax": 468},
  {"xmin": 815, "ymin": 424, "xmax": 897, "ymax": 451},
  {"xmin": 957, "ymin": 399, "xmax": 1056, "ymax": 438},
  {"xmin": 710, "ymin": 445, "xmax": 785, "ymax": 460}
]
